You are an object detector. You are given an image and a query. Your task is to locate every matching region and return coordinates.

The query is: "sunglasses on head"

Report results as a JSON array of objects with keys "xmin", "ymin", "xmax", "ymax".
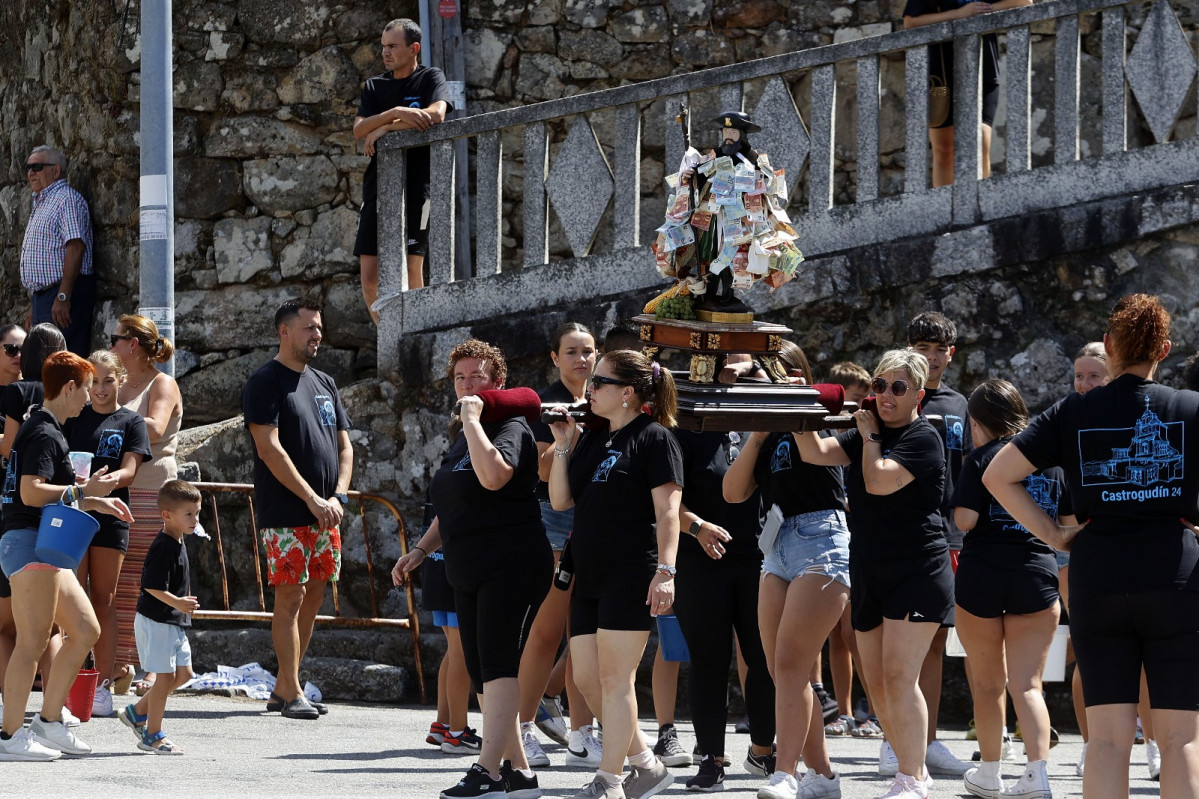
[
  {"xmin": 25, "ymin": 162, "xmax": 55, "ymax": 172},
  {"xmin": 590, "ymin": 374, "xmax": 629, "ymax": 390},
  {"xmin": 110, "ymin": 333, "xmax": 135, "ymax": 347},
  {"xmin": 871, "ymin": 377, "xmax": 911, "ymax": 397},
  {"xmin": 2, "ymin": 344, "xmax": 19, "ymax": 357}
]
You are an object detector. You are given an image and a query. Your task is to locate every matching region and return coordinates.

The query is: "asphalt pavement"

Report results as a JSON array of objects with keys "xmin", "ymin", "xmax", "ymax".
[{"xmin": 2, "ymin": 692, "xmax": 1158, "ymax": 798}]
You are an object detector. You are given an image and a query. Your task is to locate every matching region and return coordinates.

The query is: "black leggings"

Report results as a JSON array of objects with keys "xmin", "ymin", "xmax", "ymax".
[
  {"xmin": 455, "ymin": 571, "xmax": 550, "ymax": 693},
  {"xmin": 674, "ymin": 550, "xmax": 776, "ymax": 753}
]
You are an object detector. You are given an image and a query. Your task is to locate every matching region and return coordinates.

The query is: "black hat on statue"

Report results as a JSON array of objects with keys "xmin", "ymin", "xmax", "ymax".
[{"xmin": 713, "ymin": 111, "xmax": 761, "ymax": 133}]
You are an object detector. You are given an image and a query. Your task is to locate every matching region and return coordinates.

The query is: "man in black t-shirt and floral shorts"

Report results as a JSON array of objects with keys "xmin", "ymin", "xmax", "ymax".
[{"xmin": 242, "ymin": 298, "xmax": 353, "ymax": 721}]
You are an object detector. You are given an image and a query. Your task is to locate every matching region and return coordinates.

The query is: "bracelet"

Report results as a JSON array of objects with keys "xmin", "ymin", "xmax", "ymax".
[
  {"xmin": 655, "ymin": 563, "xmax": 677, "ymax": 577},
  {"xmin": 553, "ymin": 446, "xmax": 571, "ymax": 458},
  {"xmin": 62, "ymin": 485, "xmax": 81, "ymax": 505},
  {"xmin": 412, "ymin": 545, "xmax": 427, "ymax": 558}
]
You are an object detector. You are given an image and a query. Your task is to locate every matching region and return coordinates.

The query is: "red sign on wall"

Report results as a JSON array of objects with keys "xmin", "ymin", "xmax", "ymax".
[{"xmin": 438, "ymin": 0, "xmax": 457, "ymax": 19}]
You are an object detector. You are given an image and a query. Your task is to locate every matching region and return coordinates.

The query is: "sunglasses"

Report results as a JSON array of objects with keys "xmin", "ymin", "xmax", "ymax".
[
  {"xmin": 590, "ymin": 374, "xmax": 629, "ymax": 390},
  {"xmin": 25, "ymin": 162, "xmax": 55, "ymax": 172},
  {"xmin": 725, "ymin": 431, "xmax": 741, "ymax": 465},
  {"xmin": 110, "ymin": 333, "xmax": 135, "ymax": 347},
  {"xmin": 2, "ymin": 344, "xmax": 19, "ymax": 357},
  {"xmin": 871, "ymin": 377, "xmax": 911, "ymax": 397}
]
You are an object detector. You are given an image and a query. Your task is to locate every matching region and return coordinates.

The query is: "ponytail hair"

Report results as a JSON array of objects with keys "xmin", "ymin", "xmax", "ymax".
[
  {"xmin": 967, "ymin": 379, "xmax": 1029, "ymax": 439},
  {"xmin": 601, "ymin": 349, "xmax": 678, "ymax": 429},
  {"xmin": 119, "ymin": 314, "xmax": 175, "ymax": 364}
]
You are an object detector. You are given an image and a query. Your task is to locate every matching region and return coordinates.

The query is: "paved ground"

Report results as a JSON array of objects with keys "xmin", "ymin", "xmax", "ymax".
[{"xmin": 3, "ymin": 692, "xmax": 1161, "ymax": 798}]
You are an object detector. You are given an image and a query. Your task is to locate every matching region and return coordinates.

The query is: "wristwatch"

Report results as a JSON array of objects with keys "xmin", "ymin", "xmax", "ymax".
[
  {"xmin": 866, "ymin": 433, "xmax": 883, "ymax": 443},
  {"xmin": 56, "ymin": 291, "xmax": 69, "ymax": 303},
  {"xmin": 688, "ymin": 519, "xmax": 703, "ymax": 537},
  {"xmin": 334, "ymin": 492, "xmax": 349, "ymax": 505}
]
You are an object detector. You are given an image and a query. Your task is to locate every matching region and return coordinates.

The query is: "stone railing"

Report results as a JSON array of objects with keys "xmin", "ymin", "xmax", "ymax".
[{"xmin": 375, "ymin": 0, "xmax": 1199, "ymax": 374}]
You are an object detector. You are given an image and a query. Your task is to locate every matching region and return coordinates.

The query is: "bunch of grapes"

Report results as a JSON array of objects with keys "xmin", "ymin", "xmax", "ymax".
[{"xmin": 655, "ymin": 295, "xmax": 696, "ymax": 320}]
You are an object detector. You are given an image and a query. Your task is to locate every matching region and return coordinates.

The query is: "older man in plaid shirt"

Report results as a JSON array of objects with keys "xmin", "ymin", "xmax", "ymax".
[{"xmin": 21, "ymin": 145, "xmax": 94, "ymax": 356}]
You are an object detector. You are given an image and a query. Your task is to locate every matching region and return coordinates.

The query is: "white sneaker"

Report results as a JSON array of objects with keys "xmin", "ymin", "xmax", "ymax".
[
  {"xmin": 1147, "ymin": 739, "xmax": 1161, "ymax": 781},
  {"xmin": 758, "ymin": 771, "xmax": 799, "ymax": 799},
  {"xmin": 1001, "ymin": 760, "xmax": 1051, "ymax": 799},
  {"xmin": 1075, "ymin": 743, "xmax": 1086, "ymax": 777},
  {"xmin": 61, "ymin": 705, "xmax": 82, "ymax": 728},
  {"xmin": 522, "ymin": 722, "xmax": 550, "ymax": 768},
  {"xmin": 535, "ymin": 695, "xmax": 570, "ymax": 746},
  {"xmin": 30, "ymin": 715, "xmax": 91, "ymax": 756},
  {"xmin": 926, "ymin": 739, "xmax": 971, "ymax": 776},
  {"xmin": 1001, "ymin": 730, "xmax": 1019, "ymax": 762},
  {"xmin": 879, "ymin": 741, "xmax": 898, "ymax": 777},
  {"xmin": 796, "ymin": 770, "xmax": 841, "ymax": 799},
  {"xmin": 0, "ymin": 727, "xmax": 61, "ymax": 761},
  {"xmin": 877, "ymin": 773, "xmax": 928, "ymax": 799},
  {"xmin": 92, "ymin": 682, "xmax": 115, "ymax": 718},
  {"xmin": 964, "ymin": 764, "xmax": 1004, "ymax": 799},
  {"xmin": 564, "ymin": 726, "xmax": 603, "ymax": 768}
]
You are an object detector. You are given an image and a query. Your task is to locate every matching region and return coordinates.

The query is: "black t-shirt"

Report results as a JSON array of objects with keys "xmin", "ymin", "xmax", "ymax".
[
  {"xmin": 429, "ymin": 416, "xmax": 547, "ymax": 587},
  {"xmin": 835, "ymin": 416, "xmax": 947, "ymax": 561},
  {"xmin": 2, "ymin": 408, "xmax": 74, "ymax": 533},
  {"xmin": 954, "ymin": 437, "xmax": 1070, "ymax": 575},
  {"xmin": 137, "ymin": 531, "xmax": 192, "ymax": 627},
  {"xmin": 357, "ymin": 66, "xmax": 454, "ymax": 207},
  {"xmin": 1012, "ymin": 374, "xmax": 1199, "ymax": 597},
  {"xmin": 2, "ymin": 380, "xmax": 43, "ymax": 424},
  {"xmin": 532, "ymin": 380, "xmax": 577, "ymax": 502},
  {"xmin": 902, "ymin": 0, "xmax": 1001, "ymax": 90},
  {"xmin": 64, "ymin": 406, "xmax": 152, "ymax": 538},
  {"xmin": 921, "ymin": 385, "xmax": 972, "ymax": 549},
  {"xmin": 568, "ymin": 415, "xmax": 685, "ymax": 596},
  {"xmin": 753, "ymin": 432, "xmax": 847, "ymax": 519},
  {"xmin": 675, "ymin": 430, "xmax": 763, "ymax": 561},
  {"xmin": 242, "ymin": 361, "xmax": 351, "ymax": 529}
]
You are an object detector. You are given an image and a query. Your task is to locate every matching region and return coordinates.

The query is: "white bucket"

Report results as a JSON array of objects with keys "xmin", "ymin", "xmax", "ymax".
[{"xmin": 1042, "ymin": 625, "xmax": 1070, "ymax": 682}]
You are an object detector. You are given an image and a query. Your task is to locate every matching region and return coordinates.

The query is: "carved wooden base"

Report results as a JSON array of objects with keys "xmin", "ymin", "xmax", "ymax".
[{"xmin": 635, "ymin": 314, "xmax": 792, "ymax": 386}]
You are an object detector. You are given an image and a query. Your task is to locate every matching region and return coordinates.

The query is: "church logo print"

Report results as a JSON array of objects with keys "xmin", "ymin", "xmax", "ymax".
[{"xmin": 1078, "ymin": 397, "xmax": 1184, "ymax": 493}]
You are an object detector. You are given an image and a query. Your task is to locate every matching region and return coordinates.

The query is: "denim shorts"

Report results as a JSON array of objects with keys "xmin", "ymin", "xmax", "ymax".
[
  {"xmin": 1055, "ymin": 550, "xmax": 1071, "ymax": 570},
  {"xmin": 761, "ymin": 509, "xmax": 851, "ymax": 588},
  {"xmin": 0, "ymin": 527, "xmax": 53, "ymax": 578},
  {"xmin": 539, "ymin": 501, "xmax": 573, "ymax": 552}
]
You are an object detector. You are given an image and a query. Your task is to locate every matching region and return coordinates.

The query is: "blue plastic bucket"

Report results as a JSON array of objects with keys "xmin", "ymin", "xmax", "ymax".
[
  {"xmin": 657, "ymin": 614, "xmax": 690, "ymax": 663},
  {"xmin": 35, "ymin": 501, "xmax": 100, "ymax": 570}
]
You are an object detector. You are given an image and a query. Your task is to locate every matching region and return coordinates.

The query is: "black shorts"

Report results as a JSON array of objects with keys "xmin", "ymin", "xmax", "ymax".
[
  {"xmin": 954, "ymin": 556, "xmax": 1059, "ymax": 618},
  {"xmin": 90, "ymin": 523, "xmax": 130, "ymax": 554},
  {"xmin": 571, "ymin": 591, "xmax": 654, "ymax": 636},
  {"xmin": 932, "ymin": 84, "xmax": 1000, "ymax": 129},
  {"xmin": 454, "ymin": 573, "xmax": 549, "ymax": 692},
  {"xmin": 0, "ymin": 566, "xmax": 9, "ymax": 599},
  {"xmin": 1069, "ymin": 589, "xmax": 1199, "ymax": 710},
  {"xmin": 352, "ymin": 198, "xmax": 429, "ymax": 258},
  {"xmin": 850, "ymin": 550, "xmax": 955, "ymax": 632}
]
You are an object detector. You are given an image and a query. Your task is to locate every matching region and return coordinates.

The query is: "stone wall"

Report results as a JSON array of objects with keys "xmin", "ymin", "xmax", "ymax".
[{"xmin": 5, "ymin": 1, "xmax": 1192, "ymax": 424}]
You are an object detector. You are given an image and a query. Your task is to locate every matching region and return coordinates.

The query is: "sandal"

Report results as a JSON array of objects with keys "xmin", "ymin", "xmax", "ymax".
[
  {"xmin": 111, "ymin": 664, "xmax": 136, "ymax": 696},
  {"xmin": 133, "ymin": 677, "xmax": 155, "ymax": 696},
  {"xmin": 119, "ymin": 704, "xmax": 148, "ymax": 739},
  {"xmin": 852, "ymin": 718, "xmax": 884, "ymax": 738},
  {"xmin": 138, "ymin": 729, "xmax": 184, "ymax": 755},
  {"xmin": 824, "ymin": 715, "xmax": 856, "ymax": 736}
]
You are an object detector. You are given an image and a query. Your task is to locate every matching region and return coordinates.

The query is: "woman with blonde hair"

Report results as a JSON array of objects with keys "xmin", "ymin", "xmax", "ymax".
[
  {"xmin": 110, "ymin": 314, "xmax": 182, "ymax": 690},
  {"xmin": 795, "ymin": 349, "xmax": 951, "ymax": 799},
  {"xmin": 64, "ymin": 350, "xmax": 151, "ymax": 715}
]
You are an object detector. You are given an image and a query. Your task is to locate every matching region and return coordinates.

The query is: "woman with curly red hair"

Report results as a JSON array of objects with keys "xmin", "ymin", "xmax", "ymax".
[
  {"xmin": 393, "ymin": 339, "xmax": 552, "ymax": 799},
  {"xmin": 985, "ymin": 294, "xmax": 1199, "ymax": 799}
]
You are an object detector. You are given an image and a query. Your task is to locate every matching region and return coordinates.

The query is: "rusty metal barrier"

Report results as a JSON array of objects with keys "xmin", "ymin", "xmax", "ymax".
[{"xmin": 191, "ymin": 482, "xmax": 425, "ymax": 703}]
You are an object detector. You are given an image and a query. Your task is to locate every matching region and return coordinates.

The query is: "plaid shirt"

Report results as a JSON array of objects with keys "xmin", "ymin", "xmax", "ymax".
[{"xmin": 20, "ymin": 178, "xmax": 94, "ymax": 292}]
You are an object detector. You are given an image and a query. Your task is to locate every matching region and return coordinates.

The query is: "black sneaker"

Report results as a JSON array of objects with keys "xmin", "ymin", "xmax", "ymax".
[
  {"xmin": 441, "ymin": 763, "xmax": 507, "ymax": 799},
  {"xmin": 501, "ymin": 760, "xmax": 543, "ymax": 799},
  {"xmin": 813, "ymin": 684, "xmax": 839, "ymax": 724},
  {"xmin": 744, "ymin": 744, "xmax": 776, "ymax": 777},
  {"xmin": 687, "ymin": 755, "xmax": 725, "ymax": 792}
]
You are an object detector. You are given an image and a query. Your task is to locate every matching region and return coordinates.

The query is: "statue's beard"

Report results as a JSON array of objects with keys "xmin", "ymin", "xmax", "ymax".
[{"xmin": 718, "ymin": 139, "xmax": 741, "ymax": 158}]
